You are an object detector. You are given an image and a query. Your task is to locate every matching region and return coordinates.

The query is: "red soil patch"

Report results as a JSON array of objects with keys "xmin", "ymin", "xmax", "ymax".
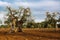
[{"xmin": 0, "ymin": 28, "xmax": 60, "ymax": 40}]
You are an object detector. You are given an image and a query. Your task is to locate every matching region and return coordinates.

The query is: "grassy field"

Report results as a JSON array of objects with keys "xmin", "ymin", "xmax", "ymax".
[{"xmin": 0, "ymin": 28, "xmax": 60, "ymax": 40}]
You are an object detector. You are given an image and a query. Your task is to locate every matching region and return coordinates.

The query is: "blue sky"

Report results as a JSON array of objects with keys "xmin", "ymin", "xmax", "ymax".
[{"xmin": 0, "ymin": 0, "xmax": 60, "ymax": 24}]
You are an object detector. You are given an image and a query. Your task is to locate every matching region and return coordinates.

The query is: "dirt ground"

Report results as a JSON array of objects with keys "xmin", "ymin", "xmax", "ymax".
[{"xmin": 0, "ymin": 28, "xmax": 60, "ymax": 40}]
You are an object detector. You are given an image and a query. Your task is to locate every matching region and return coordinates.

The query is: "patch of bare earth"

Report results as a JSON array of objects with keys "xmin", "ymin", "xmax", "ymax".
[{"xmin": 0, "ymin": 28, "xmax": 60, "ymax": 40}]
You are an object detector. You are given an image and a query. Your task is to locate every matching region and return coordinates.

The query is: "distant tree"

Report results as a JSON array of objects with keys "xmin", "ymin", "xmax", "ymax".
[
  {"xmin": 5, "ymin": 6, "xmax": 34, "ymax": 32},
  {"xmin": 45, "ymin": 12, "xmax": 57, "ymax": 28},
  {"xmin": 5, "ymin": 6, "xmax": 21, "ymax": 32},
  {"xmin": 57, "ymin": 12, "xmax": 60, "ymax": 28}
]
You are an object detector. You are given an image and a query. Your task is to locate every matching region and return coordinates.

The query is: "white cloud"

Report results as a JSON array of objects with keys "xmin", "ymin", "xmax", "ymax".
[
  {"xmin": 14, "ymin": 2, "xmax": 29, "ymax": 8},
  {"xmin": 0, "ymin": 11, "xmax": 7, "ymax": 23},
  {"xmin": 0, "ymin": 1, "xmax": 11, "ymax": 6},
  {"xmin": 35, "ymin": 19, "xmax": 45, "ymax": 23},
  {"xmin": 0, "ymin": 11, "xmax": 7, "ymax": 24},
  {"xmin": 13, "ymin": 1, "xmax": 60, "ymax": 13},
  {"xmin": 0, "ymin": 14, "xmax": 4, "ymax": 18},
  {"xmin": 0, "ymin": 0, "xmax": 58, "ymax": 10},
  {"xmin": 14, "ymin": 1, "xmax": 60, "ymax": 7}
]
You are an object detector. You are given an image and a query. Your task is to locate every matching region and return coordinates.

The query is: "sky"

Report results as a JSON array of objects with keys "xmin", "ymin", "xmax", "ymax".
[{"xmin": 0, "ymin": 0, "xmax": 60, "ymax": 24}]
